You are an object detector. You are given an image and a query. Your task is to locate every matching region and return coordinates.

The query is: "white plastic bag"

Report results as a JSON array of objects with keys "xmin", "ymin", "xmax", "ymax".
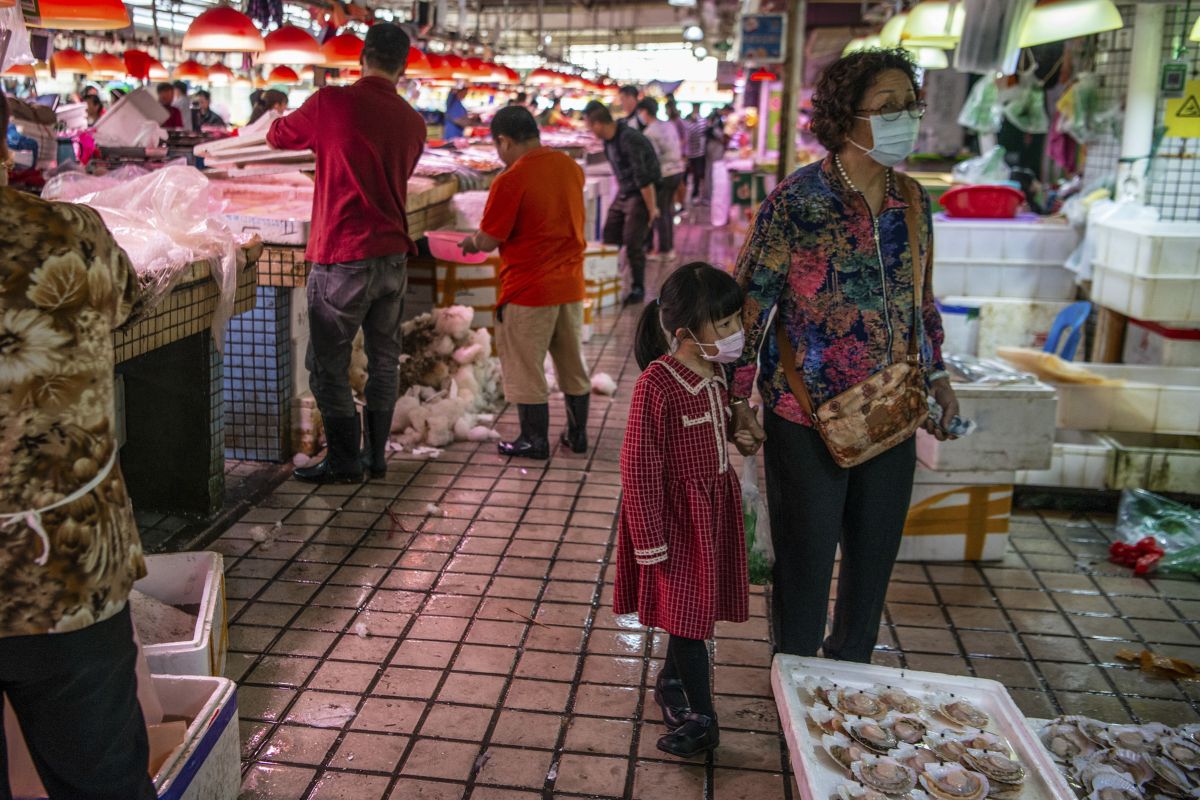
[
  {"xmin": 0, "ymin": 7, "xmax": 36, "ymax": 73},
  {"xmin": 951, "ymin": 145, "xmax": 1011, "ymax": 185},
  {"xmin": 740, "ymin": 454, "xmax": 774, "ymax": 581}
]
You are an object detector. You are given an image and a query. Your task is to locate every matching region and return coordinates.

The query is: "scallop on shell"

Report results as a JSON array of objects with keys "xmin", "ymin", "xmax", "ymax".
[
  {"xmin": 837, "ymin": 781, "xmax": 891, "ymax": 800},
  {"xmin": 1081, "ymin": 749, "xmax": 1155, "ymax": 786},
  {"xmin": 927, "ymin": 731, "xmax": 969, "ymax": 763},
  {"xmin": 834, "ymin": 688, "xmax": 888, "ymax": 720},
  {"xmin": 891, "ymin": 744, "xmax": 941, "ymax": 775},
  {"xmin": 959, "ymin": 731, "xmax": 1010, "ymax": 756},
  {"xmin": 961, "ymin": 749, "xmax": 1026, "ymax": 786},
  {"xmin": 1040, "ymin": 723, "xmax": 1097, "ymax": 763},
  {"xmin": 1086, "ymin": 771, "xmax": 1142, "ymax": 800},
  {"xmin": 826, "ymin": 733, "xmax": 873, "ymax": 774},
  {"xmin": 887, "ymin": 713, "xmax": 929, "ymax": 746},
  {"xmin": 805, "ymin": 677, "xmax": 838, "ymax": 706},
  {"xmin": 932, "ymin": 694, "xmax": 990, "ymax": 730},
  {"xmin": 1178, "ymin": 724, "xmax": 1200, "ymax": 748},
  {"xmin": 853, "ymin": 755, "xmax": 919, "ymax": 796},
  {"xmin": 811, "ymin": 704, "xmax": 848, "ymax": 735},
  {"xmin": 1107, "ymin": 725, "xmax": 1161, "ymax": 754},
  {"xmin": 919, "ymin": 764, "xmax": 991, "ymax": 800},
  {"xmin": 848, "ymin": 717, "xmax": 900, "ymax": 754},
  {"xmin": 876, "ymin": 685, "xmax": 925, "ymax": 715},
  {"xmin": 1161, "ymin": 736, "xmax": 1200, "ymax": 771},
  {"xmin": 1146, "ymin": 754, "xmax": 1193, "ymax": 795}
]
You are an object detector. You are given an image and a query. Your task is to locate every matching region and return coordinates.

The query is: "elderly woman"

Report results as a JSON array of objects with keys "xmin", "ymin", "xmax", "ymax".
[{"xmin": 729, "ymin": 50, "xmax": 959, "ymax": 663}]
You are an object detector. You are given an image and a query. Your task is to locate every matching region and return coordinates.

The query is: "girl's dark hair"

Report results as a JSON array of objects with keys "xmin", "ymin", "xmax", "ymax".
[
  {"xmin": 635, "ymin": 262, "xmax": 744, "ymax": 371},
  {"xmin": 248, "ymin": 89, "xmax": 288, "ymax": 124},
  {"xmin": 810, "ymin": 48, "xmax": 918, "ymax": 151}
]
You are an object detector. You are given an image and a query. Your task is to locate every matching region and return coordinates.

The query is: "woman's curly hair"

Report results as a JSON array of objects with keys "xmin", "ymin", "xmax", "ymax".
[{"xmin": 810, "ymin": 48, "xmax": 919, "ymax": 151}]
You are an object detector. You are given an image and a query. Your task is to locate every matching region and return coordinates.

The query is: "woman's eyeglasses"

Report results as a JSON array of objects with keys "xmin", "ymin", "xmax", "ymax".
[{"xmin": 856, "ymin": 101, "xmax": 927, "ymax": 122}]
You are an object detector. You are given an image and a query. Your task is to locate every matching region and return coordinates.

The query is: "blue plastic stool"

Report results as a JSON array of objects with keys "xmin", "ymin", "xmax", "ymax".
[{"xmin": 1043, "ymin": 301, "xmax": 1092, "ymax": 361}]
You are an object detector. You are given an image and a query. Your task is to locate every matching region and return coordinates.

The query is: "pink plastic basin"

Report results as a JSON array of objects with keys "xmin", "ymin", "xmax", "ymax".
[{"xmin": 425, "ymin": 230, "xmax": 490, "ymax": 264}]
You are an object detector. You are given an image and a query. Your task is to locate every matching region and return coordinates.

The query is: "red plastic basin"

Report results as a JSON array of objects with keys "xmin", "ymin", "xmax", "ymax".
[
  {"xmin": 940, "ymin": 184, "xmax": 1025, "ymax": 219},
  {"xmin": 425, "ymin": 230, "xmax": 490, "ymax": 264}
]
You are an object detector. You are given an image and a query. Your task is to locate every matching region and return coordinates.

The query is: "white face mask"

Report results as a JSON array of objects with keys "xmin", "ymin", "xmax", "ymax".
[
  {"xmin": 689, "ymin": 328, "xmax": 745, "ymax": 364},
  {"xmin": 850, "ymin": 113, "xmax": 920, "ymax": 167}
]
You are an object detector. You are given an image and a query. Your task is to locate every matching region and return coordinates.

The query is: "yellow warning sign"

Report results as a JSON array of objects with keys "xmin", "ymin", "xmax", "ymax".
[{"xmin": 1165, "ymin": 79, "xmax": 1200, "ymax": 138}]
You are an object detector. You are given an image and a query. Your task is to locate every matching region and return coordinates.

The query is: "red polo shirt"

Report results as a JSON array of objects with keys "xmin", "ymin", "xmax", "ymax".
[{"xmin": 267, "ymin": 76, "xmax": 427, "ymax": 265}]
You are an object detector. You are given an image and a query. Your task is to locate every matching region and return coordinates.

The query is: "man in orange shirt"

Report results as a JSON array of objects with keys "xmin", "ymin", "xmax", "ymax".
[{"xmin": 461, "ymin": 106, "xmax": 591, "ymax": 460}]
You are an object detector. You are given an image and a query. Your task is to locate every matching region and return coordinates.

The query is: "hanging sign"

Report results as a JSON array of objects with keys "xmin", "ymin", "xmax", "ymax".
[
  {"xmin": 1161, "ymin": 62, "xmax": 1188, "ymax": 98},
  {"xmin": 1165, "ymin": 79, "xmax": 1200, "ymax": 139},
  {"xmin": 740, "ymin": 14, "xmax": 787, "ymax": 64}
]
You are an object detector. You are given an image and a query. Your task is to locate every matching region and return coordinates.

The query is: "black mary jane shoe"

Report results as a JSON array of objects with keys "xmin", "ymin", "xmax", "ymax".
[
  {"xmin": 654, "ymin": 676, "xmax": 690, "ymax": 730},
  {"xmin": 657, "ymin": 712, "xmax": 719, "ymax": 758}
]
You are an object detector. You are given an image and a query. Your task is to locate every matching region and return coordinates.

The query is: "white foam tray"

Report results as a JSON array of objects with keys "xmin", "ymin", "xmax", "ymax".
[{"xmin": 771, "ymin": 655, "xmax": 1076, "ymax": 800}]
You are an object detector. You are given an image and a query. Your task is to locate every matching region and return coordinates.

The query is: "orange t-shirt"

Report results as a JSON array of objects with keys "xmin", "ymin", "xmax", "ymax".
[{"xmin": 480, "ymin": 147, "xmax": 587, "ymax": 308}]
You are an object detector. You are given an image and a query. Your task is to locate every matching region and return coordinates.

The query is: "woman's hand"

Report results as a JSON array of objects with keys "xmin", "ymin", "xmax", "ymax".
[
  {"xmin": 731, "ymin": 403, "xmax": 766, "ymax": 456},
  {"xmin": 459, "ymin": 234, "xmax": 480, "ymax": 255},
  {"xmin": 922, "ymin": 378, "xmax": 960, "ymax": 442}
]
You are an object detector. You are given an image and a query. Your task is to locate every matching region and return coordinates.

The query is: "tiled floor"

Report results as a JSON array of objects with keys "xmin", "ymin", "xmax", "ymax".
[{"xmin": 210, "ymin": 217, "xmax": 1200, "ymax": 799}]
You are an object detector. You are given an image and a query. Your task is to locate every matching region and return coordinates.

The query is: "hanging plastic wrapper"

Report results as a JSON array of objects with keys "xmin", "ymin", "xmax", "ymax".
[
  {"xmin": 958, "ymin": 77, "xmax": 1003, "ymax": 135},
  {"xmin": 739, "ymin": 454, "xmax": 774, "ymax": 585},
  {"xmin": 945, "ymin": 353, "xmax": 1037, "ymax": 386},
  {"xmin": 1059, "ymin": 72, "xmax": 1122, "ymax": 145},
  {"xmin": 0, "ymin": 6, "xmax": 36, "ymax": 73},
  {"xmin": 1115, "ymin": 489, "xmax": 1200, "ymax": 576},
  {"xmin": 951, "ymin": 144, "xmax": 1011, "ymax": 185},
  {"xmin": 1001, "ymin": 69, "xmax": 1050, "ymax": 135},
  {"xmin": 43, "ymin": 165, "xmax": 249, "ymax": 349}
]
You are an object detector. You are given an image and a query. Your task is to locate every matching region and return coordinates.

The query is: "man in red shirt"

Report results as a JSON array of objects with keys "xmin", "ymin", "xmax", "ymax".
[
  {"xmin": 461, "ymin": 106, "xmax": 591, "ymax": 459},
  {"xmin": 156, "ymin": 82, "xmax": 184, "ymax": 128},
  {"xmin": 267, "ymin": 23, "xmax": 427, "ymax": 483}
]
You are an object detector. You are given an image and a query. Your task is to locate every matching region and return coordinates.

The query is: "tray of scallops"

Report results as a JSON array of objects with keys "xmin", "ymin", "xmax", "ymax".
[{"xmin": 772, "ymin": 656, "xmax": 1077, "ymax": 800}]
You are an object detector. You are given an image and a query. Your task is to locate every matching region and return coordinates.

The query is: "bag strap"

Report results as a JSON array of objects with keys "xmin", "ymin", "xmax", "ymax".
[
  {"xmin": 775, "ymin": 320, "xmax": 818, "ymax": 421},
  {"xmin": 899, "ymin": 175, "xmax": 925, "ymax": 361}
]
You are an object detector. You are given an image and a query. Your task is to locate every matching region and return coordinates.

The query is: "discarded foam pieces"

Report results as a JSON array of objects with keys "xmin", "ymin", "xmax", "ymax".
[
  {"xmin": 134, "ymin": 551, "xmax": 228, "ymax": 677},
  {"xmin": 896, "ymin": 467, "xmax": 1015, "ymax": 563}
]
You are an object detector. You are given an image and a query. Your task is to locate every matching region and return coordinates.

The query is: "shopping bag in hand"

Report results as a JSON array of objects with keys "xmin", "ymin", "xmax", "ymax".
[{"xmin": 740, "ymin": 454, "xmax": 774, "ymax": 584}]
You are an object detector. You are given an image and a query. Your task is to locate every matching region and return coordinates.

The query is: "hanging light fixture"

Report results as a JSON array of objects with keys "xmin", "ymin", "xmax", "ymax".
[
  {"xmin": 445, "ymin": 54, "xmax": 471, "ymax": 80},
  {"xmin": 842, "ymin": 35, "xmax": 882, "ymax": 56},
  {"xmin": 902, "ymin": 2, "xmax": 965, "ymax": 49},
  {"xmin": 321, "ymin": 33, "xmax": 363, "ymax": 67},
  {"xmin": 1191, "ymin": 15, "xmax": 1200, "ymax": 42},
  {"xmin": 266, "ymin": 65, "xmax": 301, "ymax": 84},
  {"xmin": 233, "ymin": 74, "xmax": 254, "ymax": 87},
  {"xmin": 300, "ymin": 65, "xmax": 315, "ymax": 80},
  {"xmin": 2, "ymin": 64, "xmax": 36, "ymax": 78},
  {"xmin": 905, "ymin": 46, "xmax": 950, "ymax": 69},
  {"xmin": 1018, "ymin": 0, "xmax": 1122, "ymax": 48},
  {"xmin": 465, "ymin": 57, "xmax": 490, "ymax": 80},
  {"xmin": 23, "ymin": 0, "xmax": 129, "ymax": 30},
  {"xmin": 52, "ymin": 49, "xmax": 94, "ymax": 75},
  {"xmin": 208, "ymin": 63, "xmax": 235, "ymax": 84},
  {"xmin": 174, "ymin": 60, "xmax": 210, "ymax": 81},
  {"xmin": 879, "ymin": 13, "xmax": 909, "ymax": 48},
  {"xmin": 749, "ymin": 68, "xmax": 778, "ymax": 82},
  {"xmin": 89, "ymin": 52, "xmax": 126, "ymax": 78},
  {"xmin": 405, "ymin": 49, "xmax": 431, "ymax": 77},
  {"xmin": 183, "ymin": 6, "xmax": 265, "ymax": 53},
  {"xmin": 261, "ymin": 25, "xmax": 324, "ymax": 65},
  {"xmin": 146, "ymin": 58, "xmax": 169, "ymax": 80}
]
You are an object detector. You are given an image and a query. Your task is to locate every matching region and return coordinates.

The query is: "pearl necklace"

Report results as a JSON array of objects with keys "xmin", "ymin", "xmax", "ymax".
[{"xmin": 834, "ymin": 153, "xmax": 891, "ymax": 197}]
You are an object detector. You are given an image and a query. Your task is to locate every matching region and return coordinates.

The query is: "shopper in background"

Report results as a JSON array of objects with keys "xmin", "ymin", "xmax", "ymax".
[
  {"xmin": 443, "ymin": 86, "xmax": 477, "ymax": 139},
  {"xmin": 685, "ymin": 106, "xmax": 707, "ymax": 202},
  {"xmin": 666, "ymin": 98, "xmax": 689, "ymax": 207},
  {"xmin": 729, "ymin": 49, "xmax": 957, "ymax": 662},
  {"xmin": 636, "ymin": 97, "xmax": 685, "ymax": 261},
  {"xmin": 84, "ymin": 95, "xmax": 104, "ymax": 126},
  {"xmin": 0, "ymin": 92, "xmax": 156, "ymax": 800},
  {"xmin": 155, "ymin": 82, "xmax": 183, "ymax": 128},
  {"xmin": 618, "ymin": 84, "xmax": 642, "ymax": 128},
  {"xmin": 193, "ymin": 90, "xmax": 227, "ymax": 128},
  {"xmin": 172, "ymin": 80, "xmax": 194, "ymax": 131},
  {"xmin": 702, "ymin": 106, "xmax": 729, "ymax": 203},
  {"xmin": 617, "ymin": 262, "xmax": 756, "ymax": 759},
  {"xmin": 460, "ymin": 106, "xmax": 591, "ymax": 460},
  {"xmin": 248, "ymin": 89, "xmax": 288, "ymax": 125},
  {"xmin": 267, "ymin": 22, "xmax": 426, "ymax": 484},
  {"xmin": 584, "ymin": 100, "xmax": 661, "ymax": 307}
]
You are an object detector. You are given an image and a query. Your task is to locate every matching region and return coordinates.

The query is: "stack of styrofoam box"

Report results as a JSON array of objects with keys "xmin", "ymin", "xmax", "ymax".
[
  {"xmin": 932, "ymin": 214, "xmax": 1081, "ymax": 301},
  {"xmin": 1122, "ymin": 319, "xmax": 1200, "ymax": 367},
  {"xmin": 937, "ymin": 296, "xmax": 1078, "ymax": 358},
  {"xmin": 585, "ymin": 243, "xmax": 621, "ymax": 312},
  {"xmin": 1091, "ymin": 219, "xmax": 1200, "ymax": 322},
  {"xmin": 1053, "ymin": 364, "xmax": 1200, "ymax": 436},
  {"xmin": 898, "ymin": 380, "xmax": 1056, "ymax": 562},
  {"xmin": 1016, "ymin": 430, "xmax": 1115, "ymax": 490}
]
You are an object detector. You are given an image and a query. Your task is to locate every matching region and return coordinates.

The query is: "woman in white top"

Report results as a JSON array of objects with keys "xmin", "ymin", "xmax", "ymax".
[{"xmin": 637, "ymin": 97, "xmax": 686, "ymax": 258}]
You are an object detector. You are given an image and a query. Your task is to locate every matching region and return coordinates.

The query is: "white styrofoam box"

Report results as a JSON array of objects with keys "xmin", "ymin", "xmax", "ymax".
[
  {"xmin": 134, "ymin": 552, "xmax": 228, "ymax": 677},
  {"xmin": 1122, "ymin": 319, "xmax": 1200, "ymax": 367},
  {"xmin": 449, "ymin": 190, "xmax": 490, "ymax": 231},
  {"xmin": 92, "ymin": 87, "xmax": 169, "ymax": 146},
  {"xmin": 916, "ymin": 380, "xmax": 1057, "ymax": 471},
  {"xmin": 934, "ymin": 214, "xmax": 1081, "ymax": 265},
  {"xmin": 975, "ymin": 297, "xmax": 1077, "ymax": 358},
  {"xmin": 772, "ymin": 656, "xmax": 1077, "ymax": 800},
  {"xmin": 223, "ymin": 213, "xmax": 311, "ymax": 246},
  {"xmin": 1092, "ymin": 260, "xmax": 1200, "ymax": 323},
  {"xmin": 1016, "ymin": 430, "xmax": 1114, "ymax": 490},
  {"xmin": 897, "ymin": 467, "xmax": 1015, "ymax": 562},
  {"xmin": 1053, "ymin": 364, "xmax": 1200, "ymax": 435},
  {"xmin": 933, "ymin": 259, "xmax": 1077, "ymax": 300},
  {"xmin": 1106, "ymin": 431, "xmax": 1200, "ymax": 495},
  {"xmin": 1094, "ymin": 218, "xmax": 1200, "ymax": 277},
  {"xmin": 289, "ymin": 286, "xmax": 310, "ymax": 399},
  {"xmin": 936, "ymin": 299, "xmax": 980, "ymax": 356},
  {"xmin": 584, "ymin": 243, "xmax": 620, "ymax": 281}
]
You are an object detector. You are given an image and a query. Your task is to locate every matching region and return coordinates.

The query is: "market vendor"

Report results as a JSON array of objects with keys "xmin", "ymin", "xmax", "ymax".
[
  {"xmin": 443, "ymin": 86, "xmax": 478, "ymax": 140},
  {"xmin": 637, "ymin": 97, "xmax": 685, "ymax": 259},
  {"xmin": 193, "ymin": 90, "xmax": 227, "ymax": 129},
  {"xmin": 585, "ymin": 100, "xmax": 661, "ymax": 307},
  {"xmin": 267, "ymin": 22, "xmax": 426, "ymax": 484},
  {"xmin": 0, "ymin": 92, "xmax": 156, "ymax": 800},
  {"xmin": 460, "ymin": 106, "xmax": 591, "ymax": 460},
  {"xmin": 155, "ymin": 82, "xmax": 183, "ymax": 128},
  {"xmin": 619, "ymin": 85, "xmax": 642, "ymax": 129},
  {"xmin": 84, "ymin": 95, "xmax": 104, "ymax": 126}
]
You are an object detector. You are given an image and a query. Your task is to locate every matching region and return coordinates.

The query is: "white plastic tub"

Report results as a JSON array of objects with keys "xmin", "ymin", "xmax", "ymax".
[
  {"xmin": 933, "ymin": 259, "xmax": 1077, "ymax": 301},
  {"xmin": 933, "ymin": 214, "xmax": 1080, "ymax": 264},
  {"xmin": 772, "ymin": 655, "xmax": 1077, "ymax": 800},
  {"xmin": 1091, "ymin": 261, "xmax": 1200, "ymax": 323},
  {"xmin": 134, "ymin": 552, "xmax": 228, "ymax": 678},
  {"xmin": 1016, "ymin": 430, "xmax": 1114, "ymax": 490},
  {"xmin": 223, "ymin": 213, "xmax": 311, "ymax": 246},
  {"xmin": 1122, "ymin": 319, "xmax": 1200, "ymax": 367},
  {"xmin": 1093, "ymin": 218, "xmax": 1200, "ymax": 277},
  {"xmin": 1053, "ymin": 364, "xmax": 1200, "ymax": 435},
  {"xmin": 917, "ymin": 380, "xmax": 1056, "ymax": 471},
  {"xmin": 1106, "ymin": 431, "xmax": 1200, "ymax": 495}
]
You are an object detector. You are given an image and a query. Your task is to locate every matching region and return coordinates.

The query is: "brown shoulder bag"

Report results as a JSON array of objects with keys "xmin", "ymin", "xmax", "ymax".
[{"xmin": 775, "ymin": 176, "xmax": 928, "ymax": 468}]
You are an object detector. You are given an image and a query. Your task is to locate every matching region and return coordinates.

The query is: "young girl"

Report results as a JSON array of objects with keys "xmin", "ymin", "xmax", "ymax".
[{"xmin": 615, "ymin": 262, "xmax": 761, "ymax": 759}]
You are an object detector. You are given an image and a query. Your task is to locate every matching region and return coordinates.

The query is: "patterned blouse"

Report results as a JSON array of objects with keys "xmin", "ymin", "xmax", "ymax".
[
  {"xmin": 0, "ymin": 188, "xmax": 146, "ymax": 637},
  {"xmin": 730, "ymin": 156, "xmax": 946, "ymax": 427}
]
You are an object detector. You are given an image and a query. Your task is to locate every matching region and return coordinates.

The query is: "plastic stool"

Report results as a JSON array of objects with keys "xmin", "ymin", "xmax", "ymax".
[{"xmin": 1043, "ymin": 301, "xmax": 1092, "ymax": 361}]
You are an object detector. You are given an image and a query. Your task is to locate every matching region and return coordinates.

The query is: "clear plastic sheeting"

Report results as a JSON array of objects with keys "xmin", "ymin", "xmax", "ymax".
[
  {"xmin": 0, "ymin": 7, "xmax": 36, "ymax": 72},
  {"xmin": 1057, "ymin": 73, "xmax": 1122, "ymax": 145},
  {"xmin": 42, "ymin": 165, "xmax": 249, "ymax": 348},
  {"xmin": 951, "ymin": 145, "xmax": 1012, "ymax": 185},
  {"xmin": 958, "ymin": 77, "xmax": 1003, "ymax": 135},
  {"xmin": 1117, "ymin": 489, "xmax": 1200, "ymax": 576},
  {"xmin": 945, "ymin": 353, "xmax": 1038, "ymax": 385},
  {"xmin": 1001, "ymin": 70, "xmax": 1050, "ymax": 135}
]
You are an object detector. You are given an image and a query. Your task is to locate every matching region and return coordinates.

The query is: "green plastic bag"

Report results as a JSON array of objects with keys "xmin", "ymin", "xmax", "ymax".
[
  {"xmin": 1117, "ymin": 489, "xmax": 1200, "ymax": 576},
  {"xmin": 740, "ymin": 455, "xmax": 774, "ymax": 585},
  {"xmin": 958, "ymin": 77, "xmax": 1003, "ymax": 134}
]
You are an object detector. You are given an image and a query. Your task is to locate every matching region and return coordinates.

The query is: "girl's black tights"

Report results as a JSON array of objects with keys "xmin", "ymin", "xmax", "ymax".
[{"xmin": 662, "ymin": 634, "xmax": 714, "ymax": 717}]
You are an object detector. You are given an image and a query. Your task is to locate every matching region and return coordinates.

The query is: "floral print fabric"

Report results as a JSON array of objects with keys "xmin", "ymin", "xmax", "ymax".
[
  {"xmin": 0, "ymin": 188, "xmax": 146, "ymax": 637},
  {"xmin": 731, "ymin": 156, "xmax": 946, "ymax": 427}
]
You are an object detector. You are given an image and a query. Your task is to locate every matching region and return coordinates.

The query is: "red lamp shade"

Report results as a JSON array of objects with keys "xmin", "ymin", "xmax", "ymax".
[
  {"xmin": 23, "ymin": 0, "xmax": 130, "ymax": 30},
  {"xmin": 208, "ymin": 63, "xmax": 235, "ymax": 84},
  {"xmin": 174, "ymin": 59, "xmax": 209, "ymax": 81},
  {"xmin": 444, "ymin": 54, "xmax": 470, "ymax": 80},
  {"xmin": 405, "ymin": 49, "xmax": 430, "ymax": 77},
  {"xmin": 749, "ymin": 68, "xmax": 778, "ymax": 82},
  {"xmin": 123, "ymin": 49, "xmax": 151, "ymax": 78},
  {"xmin": 465, "ymin": 57, "xmax": 489, "ymax": 79},
  {"xmin": 89, "ymin": 52, "xmax": 126, "ymax": 78},
  {"xmin": 425, "ymin": 54, "xmax": 455, "ymax": 82},
  {"xmin": 2, "ymin": 63, "xmax": 35, "ymax": 77},
  {"xmin": 183, "ymin": 6, "xmax": 265, "ymax": 53},
  {"xmin": 321, "ymin": 33, "xmax": 363, "ymax": 67},
  {"xmin": 261, "ymin": 25, "xmax": 323, "ymax": 65},
  {"xmin": 52, "ymin": 49, "xmax": 93, "ymax": 75},
  {"xmin": 266, "ymin": 65, "xmax": 301, "ymax": 84}
]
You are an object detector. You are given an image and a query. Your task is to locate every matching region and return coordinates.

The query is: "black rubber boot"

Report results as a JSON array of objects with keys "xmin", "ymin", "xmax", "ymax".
[
  {"xmin": 654, "ymin": 674, "xmax": 690, "ymax": 730},
  {"xmin": 360, "ymin": 407, "xmax": 394, "ymax": 479},
  {"xmin": 657, "ymin": 713, "xmax": 719, "ymax": 758},
  {"xmin": 560, "ymin": 393, "xmax": 590, "ymax": 454},
  {"xmin": 497, "ymin": 404, "xmax": 550, "ymax": 460},
  {"xmin": 295, "ymin": 415, "xmax": 363, "ymax": 484}
]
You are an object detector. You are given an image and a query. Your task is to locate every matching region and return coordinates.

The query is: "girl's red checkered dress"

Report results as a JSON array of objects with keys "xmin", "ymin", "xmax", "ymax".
[{"xmin": 614, "ymin": 356, "xmax": 749, "ymax": 640}]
